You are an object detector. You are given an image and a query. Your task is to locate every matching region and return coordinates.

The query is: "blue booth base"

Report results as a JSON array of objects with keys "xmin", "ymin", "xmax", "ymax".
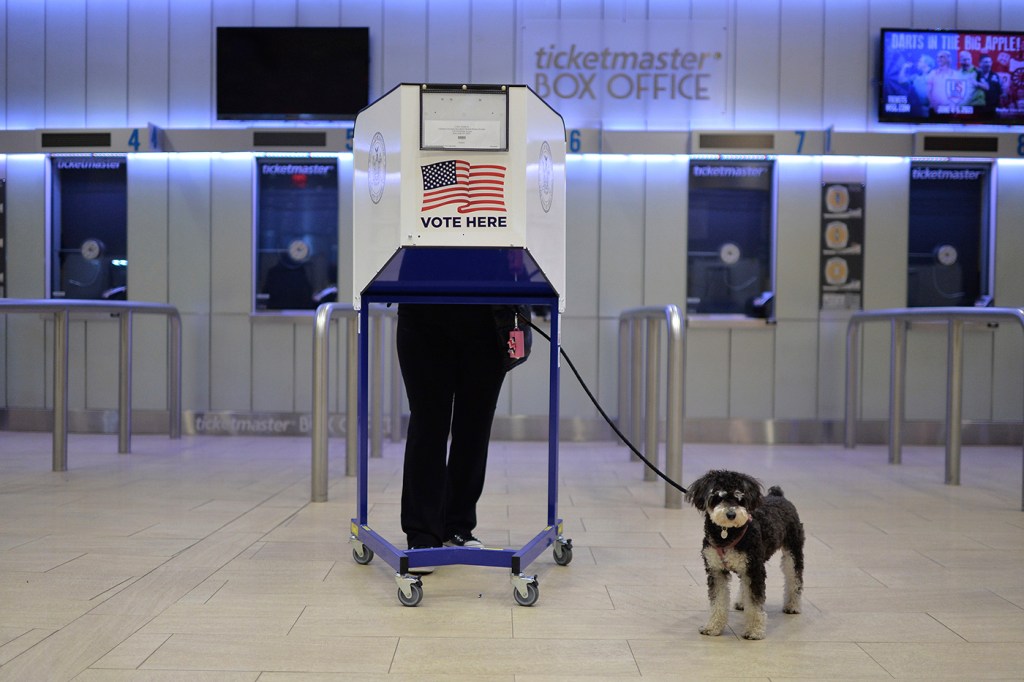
[{"xmin": 350, "ymin": 246, "xmax": 570, "ymax": 606}]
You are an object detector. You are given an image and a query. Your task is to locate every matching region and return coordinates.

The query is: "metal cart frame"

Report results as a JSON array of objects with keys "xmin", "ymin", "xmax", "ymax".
[{"xmin": 349, "ymin": 255, "xmax": 571, "ymax": 607}]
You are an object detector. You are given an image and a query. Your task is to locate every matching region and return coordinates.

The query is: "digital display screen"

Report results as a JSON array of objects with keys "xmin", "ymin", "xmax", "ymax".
[
  {"xmin": 879, "ymin": 28, "xmax": 1024, "ymax": 125},
  {"xmin": 217, "ymin": 27, "xmax": 370, "ymax": 121}
]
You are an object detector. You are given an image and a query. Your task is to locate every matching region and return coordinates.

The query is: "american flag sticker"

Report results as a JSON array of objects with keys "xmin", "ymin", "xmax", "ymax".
[{"xmin": 421, "ymin": 160, "xmax": 506, "ymax": 213}]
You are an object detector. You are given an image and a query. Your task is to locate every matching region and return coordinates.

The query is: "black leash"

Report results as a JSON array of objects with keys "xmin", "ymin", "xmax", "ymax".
[{"xmin": 527, "ymin": 319, "xmax": 688, "ymax": 495}]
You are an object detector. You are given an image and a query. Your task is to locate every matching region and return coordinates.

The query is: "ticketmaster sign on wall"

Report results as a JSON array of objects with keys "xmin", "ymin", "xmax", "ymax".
[{"xmin": 521, "ymin": 20, "xmax": 728, "ymax": 129}]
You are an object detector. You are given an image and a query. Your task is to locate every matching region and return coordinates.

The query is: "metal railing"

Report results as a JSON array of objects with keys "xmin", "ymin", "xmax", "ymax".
[
  {"xmin": 311, "ymin": 303, "xmax": 400, "ymax": 502},
  {"xmin": 0, "ymin": 299, "xmax": 182, "ymax": 471},
  {"xmin": 617, "ymin": 305, "xmax": 686, "ymax": 508},
  {"xmin": 844, "ymin": 306, "xmax": 1024, "ymax": 510}
]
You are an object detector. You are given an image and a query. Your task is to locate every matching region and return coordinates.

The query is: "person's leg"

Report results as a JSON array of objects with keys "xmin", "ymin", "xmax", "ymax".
[
  {"xmin": 443, "ymin": 321, "xmax": 506, "ymax": 539},
  {"xmin": 397, "ymin": 313, "xmax": 456, "ymax": 548}
]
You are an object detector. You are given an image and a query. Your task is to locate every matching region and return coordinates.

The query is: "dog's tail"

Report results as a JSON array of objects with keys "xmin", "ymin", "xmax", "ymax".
[{"xmin": 768, "ymin": 485, "xmax": 785, "ymax": 497}]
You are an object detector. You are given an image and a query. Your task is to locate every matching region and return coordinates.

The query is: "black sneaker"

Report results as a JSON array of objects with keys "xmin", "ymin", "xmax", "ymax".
[{"xmin": 444, "ymin": 532, "xmax": 484, "ymax": 548}]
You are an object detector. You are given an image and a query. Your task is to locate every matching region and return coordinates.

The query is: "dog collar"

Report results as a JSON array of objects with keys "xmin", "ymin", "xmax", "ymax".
[{"xmin": 712, "ymin": 523, "xmax": 749, "ymax": 559}]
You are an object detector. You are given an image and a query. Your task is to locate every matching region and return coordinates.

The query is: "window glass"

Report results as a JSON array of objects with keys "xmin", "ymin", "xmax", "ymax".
[
  {"xmin": 255, "ymin": 158, "xmax": 339, "ymax": 311},
  {"xmin": 907, "ymin": 164, "xmax": 989, "ymax": 307},
  {"xmin": 687, "ymin": 160, "xmax": 774, "ymax": 316},
  {"xmin": 50, "ymin": 156, "xmax": 128, "ymax": 300}
]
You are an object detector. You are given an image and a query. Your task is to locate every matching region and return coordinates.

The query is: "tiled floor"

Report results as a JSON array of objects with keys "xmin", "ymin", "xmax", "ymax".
[{"xmin": 0, "ymin": 430, "xmax": 1022, "ymax": 680}]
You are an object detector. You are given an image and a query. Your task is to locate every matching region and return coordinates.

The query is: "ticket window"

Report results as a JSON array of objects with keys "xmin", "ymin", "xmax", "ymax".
[
  {"xmin": 687, "ymin": 160, "xmax": 775, "ymax": 317},
  {"xmin": 50, "ymin": 157, "xmax": 128, "ymax": 300},
  {"xmin": 907, "ymin": 163, "xmax": 991, "ymax": 308},
  {"xmin": 254, "ymin": 158, "xmax": 339, "ymax": 312}
]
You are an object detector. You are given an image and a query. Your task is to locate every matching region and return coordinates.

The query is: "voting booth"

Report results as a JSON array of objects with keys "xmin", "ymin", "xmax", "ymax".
[{"xmin": 349, "ymin": 84, "xmax": 569, "ymax": 606}]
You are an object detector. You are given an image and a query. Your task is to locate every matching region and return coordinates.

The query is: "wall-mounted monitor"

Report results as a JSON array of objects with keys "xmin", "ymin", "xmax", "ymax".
[
  {"xmin": 879, "ymin": 28, "xmax": 1024, "ymax": 126},
  {"xmin": 216, "ymin": 26, "xmax": 370, "ymax": 121}
]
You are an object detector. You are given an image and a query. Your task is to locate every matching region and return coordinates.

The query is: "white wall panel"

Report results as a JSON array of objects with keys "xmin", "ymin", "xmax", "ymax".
[
  {"xmin": 67, "ymin": 322, "xmax": 86, "ymax": 409},
  {"xmin": 597, "ymin": 158, "xmax": 645, "ymax": 316},
  {"xmin": 337, "ymin": 155, "xmax": 354, "ymax": 305},
  {"xmin": 823, "ymin": 2, "xmax": 870, "ymax": 130},
  {"xmin": 904, "ymin": 328, "xmax": 949, "ymax": 420},
  {"xmin": 597, "ymin": 317, "xmax": 622, "ymax": 417},
  {"xmin": 858, "ymin": 323, "xmax": 892, "ymax": 420},
  {"xmin": 255, "ymin": 0, "xmax": 297, "ymax": 25},
  {"xmin": 684, "ymin": 328, "xmax": 729, "ymax": 418},
  {"xmin": 128, "ymin": 0, "xmax": 170, "ymax": 127},
  {"xmin": 128, "ymin": 155, "xmax": 172, "ymax": 411},
  {"xmin": 558, "ymin": 317, "xmax": 601, "ymax": 421},
  {"xmin": 169, "ymin": 2, "xmax": 213, "ymax": 127},
  {"xmin": 209, "ymin": 155, "xmax": 252, "ymax": 315},
  {"xmin": 5, "ymin": 154, "xmax": 49, "ymax": 408},
  {"xmin": 210, "ymin": 314, "xmax": 251, "ymax": 409},
  {"xmin": 168, "ymin": 156, "xmax": 212, "ymax": 315},
  {"xmin": 775, "ymin": 321, "xmax": 818, "ymax": 418},
  {"xmin": 564, "ymin": 158, "xmax": 600, "ymax": 318},
  {"xmin": 779, "ymin": 0, "xmax": 824, "ymax": 129},
  {"xmin": 559, "ymin": 0, "xmax": 603, "ymax": 20},
  {"xmin": 775, "ymin": 157, "xmax": 822, "ymax": 320},
  {"xmin": 470, "ymin": 0, "xmax": 516, "ymax": 84},
  {"xmin": 131, "ymin": 316, "xmax": 171, "ymax": 411},
  {"xmin": 961, "ymin": 329, "xmax": 994, "ymax": 421},
  {"xmin": 5, "ymin": 156, "xmax": 47, "ymax": 298},
  {"xmin": 648, "ymin": 0, "xmax": 689, "ymax": 21},
  {"xmin": 293, "ymin": 323, "xmax": 314, "ymax": 412},
  {"xmin": 869, "ymin": 0, "xmax": 911, "ymax": 37},
  {"xmin": 733, "ymin": 0, "xmax": 780, "ymax": 129},
  {"xmin": 1005, "ymin": 0, "xmax": 1024, "ymax": 28},
  {"xmin": 84, "ymin": 321, "xmax": 118, "ymax": 410},
  {"xmin": 428, "ymin": 0, "xmax": 471, "ymax": 83},
  {"xmin": 382, "ymin": 0, "xmax": 427, "ymax": 87},
  {"xmin": 0, "ymin": 1, "xmax": 6, "ymax": 126},
  {"xmin": 213, "ymin": 0, "xmax": 253, "ymax": 23},
  {"xmin": 252, "ymin": 322, "xmax": 297, "ymax": 411},
  {"xmin": 816, "ymin": 318, "xmax": 846, "ymax": 419},
  {"xmin": 44, "ymin": 0, "xmax": 86, "ymax": 128},
  {"xmin": 991, "ymin": 160, "xmax": 1024, "ymax": 420},
  {"xmin": 957, "ymin": 0, "xmax": 1000, "ymax": 29},
  {"xmin": 992, "ymin": 326, "xmax": 1024, "ymax": 422},
  {"xmin": 181, "ymin": 312, "xmax": 211, "ymax": 411},
  {"xmin": 863, "ymin": 159, "xmax": 909, "ymax": 310},
  {"xmin": 729, "ymin": 327, "xmax": 774, "ymax": 418},
  {"xmin": 128, "ymin": 156, "xmax": 170, "ymax": 302},
  {"xmin": 87, "ymin": 0, "xmax": 129, "ymax": 128},
  {"xmin": 341, "ymin": 1, "xmax": 384, "ymax": 101},
  {"xmin": 912, "ymin": 0, "xmax": 956, "ymax": 29},
  {"xmin": 518, "ymin": 0, "xmax": 558, "ymax": 21},
  {"xmin": 299, "ymin": 0, "xmax": 339, "ymax": 25},
  {"xmin": 642, "ymin": 158, "xmax": 687, "ymax": 307}
]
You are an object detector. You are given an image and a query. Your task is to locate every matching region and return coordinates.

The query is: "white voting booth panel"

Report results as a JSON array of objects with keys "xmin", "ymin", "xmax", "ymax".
[{"xmin": 352, "ymin": 84, "xmax": 566, "ymax": 310}]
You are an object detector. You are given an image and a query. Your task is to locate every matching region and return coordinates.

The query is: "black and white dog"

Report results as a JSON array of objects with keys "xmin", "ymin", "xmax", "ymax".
[{"xmin": 685, "ymin": 470, "xmax": 805, "ymax": 640}]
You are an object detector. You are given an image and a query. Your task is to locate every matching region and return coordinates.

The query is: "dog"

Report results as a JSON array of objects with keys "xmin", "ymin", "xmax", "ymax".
[{"xmin": 685, "ymin": 469, "xmax": 804, "ymax": 640}]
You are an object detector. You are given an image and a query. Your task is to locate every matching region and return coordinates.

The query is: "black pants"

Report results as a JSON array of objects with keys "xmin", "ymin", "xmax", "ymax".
[{"xmin": 396, "ymin": 304, "xmax": 506, "ymax": 548}]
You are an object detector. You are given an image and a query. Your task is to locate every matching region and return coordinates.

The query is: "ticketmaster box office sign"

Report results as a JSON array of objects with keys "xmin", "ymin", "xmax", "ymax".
[
  {"xmin": 521, "ymin": 20, "xmax": 727, "ymax": 129},
  {"xmin": 351, "ymin": 84, "xmax": 567, "ymax": 312}
]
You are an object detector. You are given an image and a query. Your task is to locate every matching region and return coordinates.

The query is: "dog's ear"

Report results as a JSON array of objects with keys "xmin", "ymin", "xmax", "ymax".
[
  {"xmin": 685, "ymin": 472, "xmax": 712, "ymax": 511},
  {"xmin": 738, "ymin": 473, "xmax": 764, "ymax": 510}
]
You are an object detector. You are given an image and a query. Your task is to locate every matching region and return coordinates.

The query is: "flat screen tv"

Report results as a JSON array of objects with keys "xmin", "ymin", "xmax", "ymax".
[
  {"xmin": 217, "ymin": 27, "xmax": 370, "ymax": 121},
  {"xmin": 879, "ymin": 27, "xmax": 1024, "ymax": 125}
]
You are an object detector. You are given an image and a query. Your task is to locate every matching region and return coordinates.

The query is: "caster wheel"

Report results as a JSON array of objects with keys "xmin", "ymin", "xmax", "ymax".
[
  {"xmin": 513, "ymin": 581, "xmax": 539, "ymax": 607},
  {"xmin": 398, "ymin": 581, "xmax": 424, "ymax": 607},
  {"xmin": 553, "ymin": 539, "xmax": 573, "ymax": 566},
  {"xmin": 352, "ymin": 545, "xmax": 374, "ymax": 565}
]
